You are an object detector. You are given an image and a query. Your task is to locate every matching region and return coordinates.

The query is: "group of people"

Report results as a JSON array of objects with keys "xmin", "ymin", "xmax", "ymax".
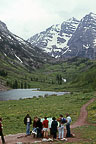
[
  {"xmin": 24, "ymin": 113, "xmax": 72, "ymax": 141},
  {"xmin": 0, "ymin": 113, "xmax": 72, "ymax": 144}
]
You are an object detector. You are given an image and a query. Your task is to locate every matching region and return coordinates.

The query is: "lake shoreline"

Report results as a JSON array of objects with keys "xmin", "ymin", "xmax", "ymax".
[{"xmin": 0, "ymin": 89, "xmax": 69, "ymax": 101}]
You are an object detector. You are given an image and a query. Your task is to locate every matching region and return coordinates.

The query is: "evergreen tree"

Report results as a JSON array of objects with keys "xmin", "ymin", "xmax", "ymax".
[
  {"xmin": 24, "ymin": 82, "xmax": 27, "ymax": 89},
  {"xmin": 56, "ymin": 74, "xmax": 62, "ymax": 85},
  {"xmin": 13, "ymin": 80, "xmax": 18, "ymax": 89},
  {"xmin": 21, "ymin": 82, "xmax": 23, "ymax": 89}
]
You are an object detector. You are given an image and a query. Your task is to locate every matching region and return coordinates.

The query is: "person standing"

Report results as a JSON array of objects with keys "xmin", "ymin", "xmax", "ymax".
[
  {"xmin": 24, "ymin": 114, "xmax": 32, "ymax": 136},
  {"xmin": 51, "ymin": 117, "xmax": 58, "ymax": 140},
  {"xmin": 0, "ymin": 118, "xmax": 5, "ymax": 144},
  {"xmin": 66, "ymin": 113, "xmax": 72, "ymax": 137},
  {"xmin": 36, "ymin": 118, "xmax": 43, "ymax": 138},
  {"xmin": 58, "ymin": 114, "xmax": 67, "ymax": 140},
  {"xmin": 42, "ymin": 117, "xmax": 49, "ymax": 139},
  {"xmin": 32, "ymin": 116, "xmax": 38, "ymax": 138}
]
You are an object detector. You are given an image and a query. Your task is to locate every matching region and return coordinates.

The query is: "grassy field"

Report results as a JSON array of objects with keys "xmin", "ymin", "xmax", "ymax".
[
  {"xmin": 87, "ymin": 92, "xmax": 96, "ymax": 124},
  {"xmin": 71, "ymin": 125, "xmax": 96, "ymax": 144},
  {"xmin": 0, "ymin": 91, "xmax": 94, "ymax": 135}
]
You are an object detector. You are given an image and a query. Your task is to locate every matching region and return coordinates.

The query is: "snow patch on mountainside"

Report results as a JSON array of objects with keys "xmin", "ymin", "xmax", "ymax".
[
  {"xmin": 15, "ymin": 54, "xmax": 23, "ymax": 63},
  {"xmin": 28, "ymin": 17, "xmax": 79, "ymax": 58}
]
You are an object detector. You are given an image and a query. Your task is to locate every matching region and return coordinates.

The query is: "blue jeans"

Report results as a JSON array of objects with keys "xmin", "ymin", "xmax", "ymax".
[
  {"xmin": 58, "ymin": 125, "xmax": 64, "ymax": 139},
  {"xmin": 32, "ymin": 128, "xmax": 37, "ymax": 133},
  {"xmin": 26, "ymin": 122, "xmax": 30, "ymax": 135}
]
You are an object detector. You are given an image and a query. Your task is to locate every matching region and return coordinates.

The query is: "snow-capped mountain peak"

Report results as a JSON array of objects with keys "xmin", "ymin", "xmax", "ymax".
[
  {"xmin": 28, "ymin": 12, "xmax": 96, "ymax": 59},
  {"xmin": 28, "ymin": 17, "xmax": 79, "ymax": 58},
  {"xmin": 89, "ymin": 12, "xmax": 96, "ymax": 19}
]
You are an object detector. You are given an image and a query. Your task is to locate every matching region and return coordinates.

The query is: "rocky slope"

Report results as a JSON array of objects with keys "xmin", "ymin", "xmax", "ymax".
[
  {"xmin": 65, "ymin": 12, "xmax": 96, "ymax": 59},
  {"xmin": 28, "ymin": 17, "xmax": 79, "ymax": 58},
  {"xmin": 28, "ymin": 12, "xmax": 96, "ymax": 59},
  {"xmin": 0, "ymin": 21, "xmax": 51, "ymax": 70}
]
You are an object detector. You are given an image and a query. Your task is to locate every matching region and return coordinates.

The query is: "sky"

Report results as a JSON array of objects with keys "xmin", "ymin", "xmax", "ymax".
[{"xmin": 0, "ymin": 0, "xmax": 96, "ymax": 40}]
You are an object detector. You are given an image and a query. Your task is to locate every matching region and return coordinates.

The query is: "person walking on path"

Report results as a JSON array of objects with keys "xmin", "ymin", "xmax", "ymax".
[
  {"xmin": 66, "ymin": 113, "xmax": 72, "ymax": 137},
  {"xmin": 0, "ymin": 118, "xmax": 5, "ymax": 144},
  {"xmin": 42, "ymin": 117, "xmax": 49, "ymax": 139},
  {"xmin": 24, "ymin": 114, "xmax": 32, "ymax": 136},
  {"xmin": 51, "ymin": 117, "xmax": 58, "ymax": 140}
]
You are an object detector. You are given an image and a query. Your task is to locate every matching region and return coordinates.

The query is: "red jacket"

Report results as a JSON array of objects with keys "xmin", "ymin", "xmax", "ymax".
[{"xmin": 42, "ymin": 120, "xmax": 49, "ymax": 128}]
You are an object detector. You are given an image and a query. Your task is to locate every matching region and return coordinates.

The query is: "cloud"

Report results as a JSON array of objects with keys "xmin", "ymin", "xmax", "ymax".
[{"xmin": 0, "ymin": 0, "xmax": 96, "ymax": 39}]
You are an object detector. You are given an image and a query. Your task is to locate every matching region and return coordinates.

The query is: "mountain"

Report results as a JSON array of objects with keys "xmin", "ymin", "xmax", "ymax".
[
  {"xmin": 28, "ymin": 17, "xmax": 79, "ymax": 58},
  {"xmin": 28, "ymin": 12, "xmax": 96, "ymax": 59},
  {"xmin": 64, "ymin": 12, "xmax": 96, "ymax": 59},
  {"xmin": 0, "ymin": 20, "xmax": 51, "ymax": 71}
]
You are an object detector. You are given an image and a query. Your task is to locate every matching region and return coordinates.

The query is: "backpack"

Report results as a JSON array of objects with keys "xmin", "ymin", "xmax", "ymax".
[{"xmin": 61, "ymin": 118, "xmax": 67, "ymax": 124}]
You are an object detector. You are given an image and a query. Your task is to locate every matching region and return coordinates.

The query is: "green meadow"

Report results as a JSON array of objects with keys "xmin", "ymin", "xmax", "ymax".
[
  {"xmin": 0, "ymin": 91, "xmax": 95, "ymax": 135},
  {"xmin": 0, "ymin": 57, "xmax": 96, "ymax": 143}
]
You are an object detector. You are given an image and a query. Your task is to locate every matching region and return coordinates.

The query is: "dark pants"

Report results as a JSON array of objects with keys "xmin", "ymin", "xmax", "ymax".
[
  {"xmin": 0, "ymin": 131, "xmax": 5, "ymax": 144},
  {"xmin": 53, "ymin": 132, "xmax": 57, "ymax": 139},
  {"xmin": 37, "ymin": 128, "xmax": 42, "ymax": 138},
  {"xmin": 66, "ymin": 124, "xmax": 71, "ymax": 137}
]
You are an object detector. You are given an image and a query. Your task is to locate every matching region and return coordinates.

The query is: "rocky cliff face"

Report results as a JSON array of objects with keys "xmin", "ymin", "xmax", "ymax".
[
  {"xmin": 0, "ymin": 21, "xmax": 51, "ymax": 70},
  {"xmin": 64, "ymin": 12, "xmax": 96, "ymax": 59},
  {"xmin": 28, "ymin": 18, "xmax": 79, "ymax": 58},
  {"xmin": 28, "ymin": 13, "xmax": 96, "ymax": 59}
]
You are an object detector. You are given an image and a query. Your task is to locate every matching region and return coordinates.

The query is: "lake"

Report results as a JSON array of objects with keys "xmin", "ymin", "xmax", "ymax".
[{"xmin": 0, "ymin": 89, "xmax": 69, "ymax": 101}]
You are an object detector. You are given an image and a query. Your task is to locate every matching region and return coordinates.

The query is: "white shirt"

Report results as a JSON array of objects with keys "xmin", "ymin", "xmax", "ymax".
[
  {"xmin": 66, "ymin": 116, "xmax": 72, "ymax": 124},
  {"xmin": 27, "ymin": 118, "xmax": 30, "ymax": 123}
]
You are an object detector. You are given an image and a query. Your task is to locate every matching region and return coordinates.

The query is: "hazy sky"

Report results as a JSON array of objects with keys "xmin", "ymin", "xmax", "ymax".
[{"xmin": 0, "ymin": 0, "xmax": 96, "ymax": 39}]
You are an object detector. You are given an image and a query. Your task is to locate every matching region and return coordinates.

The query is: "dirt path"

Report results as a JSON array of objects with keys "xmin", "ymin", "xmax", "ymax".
[
  {"xmin": 4, "ymin": 98, "xmax": 96, "ymax": 144},
  {"xmin": 71, "ymin": 98, "xmax": 95, "ymax": 128}
]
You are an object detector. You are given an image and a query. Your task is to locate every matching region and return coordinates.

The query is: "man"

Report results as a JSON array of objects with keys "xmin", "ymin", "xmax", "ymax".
[
  {"xmin": 24, "ymin": 114, "xmax": 32, "ymax": 136},
  {"xmin": 66, "ymin": 113, "xmax": 72, "ymax": 137},
  {"xmin": 51, "ymin": 117, "xmax": 58, "ymax": 140},
  {"xmin": 0, "ymin": 118, "xmax": 5, "ymax": 144},
  {"xmin": 42, "ymin": 117, "xmax": 49, "ymax": 139},
  {"xmin": 36, "ymin": 118, "xmax": 43, "ymax": 138}
]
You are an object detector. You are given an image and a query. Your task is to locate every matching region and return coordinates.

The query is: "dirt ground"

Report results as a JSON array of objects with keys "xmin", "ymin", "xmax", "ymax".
[{"xmin": 2, "ymin": 98, "xmax": 96, "ymax": 144}]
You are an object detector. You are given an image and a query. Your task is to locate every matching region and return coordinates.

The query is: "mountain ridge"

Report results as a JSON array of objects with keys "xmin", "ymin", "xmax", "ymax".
[
  {"xmin": 28, "ymin": 12, "xmax": 96, "ymax": 59},
  {"xmin": 0, "ymin": 20, "xmax": 52, "ymax": 71},
  {"xmin": 28, "ymin": 17, "xmax": 79, "ymax": 58}
]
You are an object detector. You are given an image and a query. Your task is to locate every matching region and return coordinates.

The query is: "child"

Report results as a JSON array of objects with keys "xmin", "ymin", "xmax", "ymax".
[
  {"xmin": 51, "ymin": 117, "xmax": 58, "ymax": 140},
  {"xmin": 0, "ymin": 118, "xmax": 5, "ymax": 144}
]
